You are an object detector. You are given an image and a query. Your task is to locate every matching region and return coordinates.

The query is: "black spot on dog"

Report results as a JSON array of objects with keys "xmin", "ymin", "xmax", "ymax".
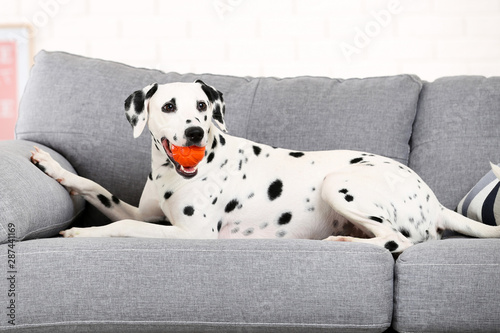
[
  {"xmin": 197, "ymin": 81, "xmax": 217, "ymax": 103},
  {"xmin": 238, "ymin": 160, "xmax": 243, "ymax": 170},
  {"xmin": 339, "ymin": 188, "xmax": 348, "ymax": 194},
  {"xmin": 33, "ymin": 160, "xmax": 46, "ymax": 172},
  {"xmin": 211, "ymin": 137, "xmax": 217, "ymax": 149},
  {"xmin": 384, "ymin": 241, "xmax": 399, "ymax": 252},
  {"xmin": 268, "ymin": 179, "xmax": 283, "ymax": 201},
  {"xmin": 212, "ymin": 197, "xmax": 218, "ymax": 205},
  {"xmin": 219, "ymin": 135, "xmax": 226, "ymax": 146},
  {"xmin": 350, "ymin": 157, "xmax": 363, "ymax": 164},
  {"xmin": 97, "ymin": 194, "xmax": 112, "ymax": 208},
  {"xmin": 253, "ymin": 146, "xmax": 262, "ymax": 156},
  {"xmin": 133, "ymin": 90, "xmax": 145, "ymax": 114},
  {"xmin": 276, "ymin": 230, "xmax": 287, "ymax": 238},
  {"xmin": 289, "ymin": 152, "xmax": 304, "ymax": 158},
  {"xmin": 400, "ymin": 228, "xmax": 411, "ymax": 238},
  {"xmin": 220, "ymin": 159, "xmax": 228, "ymax": 168},
  {"xmin": 207, "ymin": 152, "xmax": 215, "ymax": 163},
  {"xmin": 369, "ymin": 216, "xmax": 383, "ymax": 223},
  {"xmin": 126, "ymin": 114, "xmax": 138, "ymax": 127},
  {"xmin": 231, "ymin": 227, "xmax": 240, "ymax": 234},
  {"xmin": 248, "ymin": 192, "xmax": 254, "ymax": 199},
  {"xmin": 217, "ymin": 220, "xmax": 222, "ymax": 232},
  {"xmin": 278, "ymin": 212, "xmax": 292, "ymax": 225},
  {"xmin": 426, "ymin": 194, "xmax": 430, "ymax": 202},
  {"xmin": 164, "ymin": 191, "xmax": 173, "ymax": 200},
  {"xmin": 112, "ymin": 196, "xmax": 120, "ymax": 205},
  {"xmin": 124, "ymin": 94, "xmax": 133, "ymax": 111},
  {"xmin": 183, "ymin": 206, "xmax": 195, "ymax": 216},
  {"xmin": 225, "ymin": 199, "xmax": 239, "ymax": 213},
  {"xmin": 243, "ymin": 228, "xmax": 254, "ymax": 236},
  {"xmin": 186, "ymin": 119, "xmax": 192, "ymax": 124},
  {"xmin": 345, "ymin": 195, "xmax": 354, "ymax": 202},
  {"xmin": 212, "ymin": 104, "xmax": 223, "ymax": 123}
]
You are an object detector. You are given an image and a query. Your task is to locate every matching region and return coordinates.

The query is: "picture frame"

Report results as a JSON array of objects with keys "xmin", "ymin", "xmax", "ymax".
[{"xmin": 0, "ymin": 24, "xmax": 34, "ymax": 140}]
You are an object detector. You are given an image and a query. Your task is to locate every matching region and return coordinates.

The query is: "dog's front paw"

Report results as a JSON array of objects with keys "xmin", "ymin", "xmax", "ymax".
[
  {"xmin": 30, "ymin": 147, "xmax": 66, "ymax": 183},
  {"xmin": 60, "ymin": 227, "xmax": 104, "ymax": 238}
]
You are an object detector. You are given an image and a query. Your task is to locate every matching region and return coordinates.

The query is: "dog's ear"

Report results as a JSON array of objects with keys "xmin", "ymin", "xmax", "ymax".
[
  {"xmin": 195, "ymin": 80, "xmax": 228, "ymax": 133},
  {"xmin": 124, "ymin": 83, "xmax": 158, "ymax": 138}
]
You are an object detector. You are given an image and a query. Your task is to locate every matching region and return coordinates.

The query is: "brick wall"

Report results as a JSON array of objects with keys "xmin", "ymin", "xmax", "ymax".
[{"xmin": 1, "ymin": 0, "xmax": 500, "ymax": 81}]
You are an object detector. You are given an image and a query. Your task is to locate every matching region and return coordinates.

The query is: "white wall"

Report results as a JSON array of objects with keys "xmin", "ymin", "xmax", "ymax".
[{"xmin": 2, "ymin": 0, "xmax": 500, "ymax": 81}]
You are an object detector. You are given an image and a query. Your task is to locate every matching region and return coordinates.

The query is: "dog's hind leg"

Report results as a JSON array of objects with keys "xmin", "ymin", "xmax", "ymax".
[{"xmin": 321, "ymin": 166, "xmax": 416, "ymax": 253}]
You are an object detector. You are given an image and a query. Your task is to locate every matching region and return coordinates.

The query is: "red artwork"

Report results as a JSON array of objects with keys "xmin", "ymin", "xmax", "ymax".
[{"xmin": 0, "ymin": 41, "xmax": 18, "ymax": 140}]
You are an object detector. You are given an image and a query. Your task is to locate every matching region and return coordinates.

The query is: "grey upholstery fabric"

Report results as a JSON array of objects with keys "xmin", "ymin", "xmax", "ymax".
[
  {"xmin": 0, "ymin": 238, "xmax": 394, "ymax": 332},
  {"xmin": 393, "ymin": 239, "xmax": 500, "ymax": 332},
  {"xmin": 0, "ymin": 140, "xmax": 84, "ymax": 243},
  {"xmin": 244, "ymin": 75, "xmax": 421, "ymax": 159},
  {"xmin": 16, "ymin": 51, "xmax": 422, "ymax": 226},
  {"xmin": 409, "ymin": 76, "xmax": 500, "ymax": 209}
]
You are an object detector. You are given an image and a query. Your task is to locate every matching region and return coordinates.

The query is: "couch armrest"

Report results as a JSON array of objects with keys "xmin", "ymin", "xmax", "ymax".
[{"xmin": 0, "ymin": 140, "xmax": 85, "ymax": 244}]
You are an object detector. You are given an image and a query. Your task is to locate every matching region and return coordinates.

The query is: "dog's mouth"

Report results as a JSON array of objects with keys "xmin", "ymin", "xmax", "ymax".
[{"xmin": 161, "ymin": 138, "xmax": 205, "ymax": 178}]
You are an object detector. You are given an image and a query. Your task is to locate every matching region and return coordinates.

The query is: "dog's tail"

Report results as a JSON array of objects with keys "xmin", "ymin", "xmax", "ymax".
[{"xmin": 440, "ymin": 207, "xmax": 500, "ymax": 238}]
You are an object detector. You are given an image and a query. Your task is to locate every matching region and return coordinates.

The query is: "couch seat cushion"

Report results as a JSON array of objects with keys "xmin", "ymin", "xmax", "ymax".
[
  {"xmin": 1, "ymin": 238, "xmax": 394, "ymax": 332},
  {"xmin": 393, "ymin": 238, "xmax": 500, "ymax": 332}
]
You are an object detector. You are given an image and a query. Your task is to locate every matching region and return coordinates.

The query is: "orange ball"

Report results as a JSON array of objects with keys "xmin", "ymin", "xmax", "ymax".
[{"xmin": 170, "ymin": 144, "xmax": 206, "ymax": 167}]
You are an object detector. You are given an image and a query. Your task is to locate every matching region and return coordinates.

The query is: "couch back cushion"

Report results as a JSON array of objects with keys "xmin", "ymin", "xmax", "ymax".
[
  {"xmin": 409, "ymin": 76, "xmax": 500, "ymax": 209},
  {"xmin": 17, "ymin": 51, "xmax": 422, "ymax": 226}
]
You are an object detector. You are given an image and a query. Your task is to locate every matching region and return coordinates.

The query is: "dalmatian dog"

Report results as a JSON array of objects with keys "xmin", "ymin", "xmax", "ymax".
[{"xmin": 31, "ymin": 80, "xmax": 500, "ymax": 253}]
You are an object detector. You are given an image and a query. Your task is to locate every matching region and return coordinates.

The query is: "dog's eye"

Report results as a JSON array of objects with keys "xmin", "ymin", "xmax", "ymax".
[
  {"xmin": 162, "ymin": 103, "xmax": 176, "ymax": 113},
  {"xmin": 197, "ymin": 101, "xmax": 207, "ymax": 112}
]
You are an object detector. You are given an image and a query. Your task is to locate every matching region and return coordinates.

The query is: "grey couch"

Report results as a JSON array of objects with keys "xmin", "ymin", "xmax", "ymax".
[{"xmin": 1, "ymin": 51, "xmax": 500, "ymax": 332}]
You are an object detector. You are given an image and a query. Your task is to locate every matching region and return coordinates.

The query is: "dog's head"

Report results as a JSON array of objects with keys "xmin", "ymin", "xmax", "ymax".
[{"xmin": 125, "ymin": 80, "xmax": 227, "ymax": 178}]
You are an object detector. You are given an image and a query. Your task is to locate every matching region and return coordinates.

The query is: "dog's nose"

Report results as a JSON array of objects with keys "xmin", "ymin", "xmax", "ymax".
[{"xmin": 185, "ymin": 126, "xmax": 204, "ymax": 143}]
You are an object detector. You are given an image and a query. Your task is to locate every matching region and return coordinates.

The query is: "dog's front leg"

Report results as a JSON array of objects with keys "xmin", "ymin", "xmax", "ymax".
[
  {"xmin": 60, "ymin": 220, "xmax": 199, "ymax": 239},
  {"xmin": 31, "ymin": 147, "xmax": 161, "ymax": 222}
]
